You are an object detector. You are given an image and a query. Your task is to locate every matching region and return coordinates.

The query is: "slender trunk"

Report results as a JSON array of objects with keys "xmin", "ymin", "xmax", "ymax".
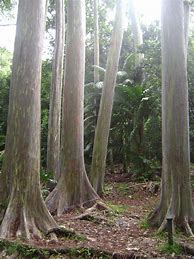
[
  {"xmin": 46, "ymin": 0, "xmax": 99, "ymax": 215},
  {"xmin": 128, "ymin": 0, "xmax": 144, "ymax": 84},
  {"xmin": 148, "ymin": 0, "xmax": 194, "ymax": 235},
  {"xmin": 94, "ymin": 0, "xmax": 100, "ymax": 83},
  {"xmin": 0, "ymin": 0, "xmax": 57, "ymax": 239},
  {"xmin": 89, "ymin": 0, "xmax": 124, "ymax": 195},
  {"xmin": 128, "ymin": 0, "xmax": 143, "ymax": 67},
  {"xmin": 47, "ymin": 0, "xmax": 65, "ymax": 180}
]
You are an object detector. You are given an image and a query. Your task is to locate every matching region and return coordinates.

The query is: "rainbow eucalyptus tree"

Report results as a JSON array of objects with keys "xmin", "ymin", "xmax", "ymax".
[
  {"xmin": 46, "ymin": 0, "xmax": 99, "ymax": 215},
  {"xmin": 128, "ymin": 0, "xmax": 143, "ymax": 68},
  {"xmin": 47, "ymin": 0, "xmax": 65, "ymax": 180},
  {"xmin": 89, "ymin": 0, "xmax": 125, "ymax": 195},
  {"xmin": 94, "ymin": 0, "xmax": 100, "ymax": 83},
  {"xmin": 149, "ymin": 0, "xmax": 194, "ymax": 235},
  {"xmin": 0, "ymin": 0, "xmax": 58, "ymax": 239}
]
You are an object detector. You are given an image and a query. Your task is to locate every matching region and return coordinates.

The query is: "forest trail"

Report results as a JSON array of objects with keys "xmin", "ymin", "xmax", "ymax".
[{"xmin": 1, "ymin": 171, "xmax": 194, "ymax": 258}]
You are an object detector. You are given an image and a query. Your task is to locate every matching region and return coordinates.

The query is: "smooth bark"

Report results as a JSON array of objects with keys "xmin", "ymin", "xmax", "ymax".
[
  {"xmin": 128, "ymin": 0, "xmax": 143, "ymax": 68},
  {"xmin": 89, "ymin": 0, "xmax": 124, "ymax": 195},
  {"xmin": 0, "ymin": 0, "xmax": 57, "ymax": 239},
  {"xmin": 94, "ymin": 0, "xmax": 100, "ymax": 83},
  {"xmin": 149, "ymin": 0, "xmax": 194, "ymax": 235},
  {"xmin": 46, "ymin": 0, "xmax": 99, "ymax": 215},
  {"xmin": 47, "ymin": 0, "xmax": 65, "ymax": 180},
  {"xmin": 184, "ymin": 1, "xmax": 190, "ymax": 54}
]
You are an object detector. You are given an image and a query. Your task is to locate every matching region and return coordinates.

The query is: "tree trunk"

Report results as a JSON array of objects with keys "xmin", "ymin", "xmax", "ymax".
[
  {"xmin": 128, "ymin": 0, "xmax": 144, "ymax": 84},
  {"xmin": 47, "ymin": 0, "xmax": 65, "ymax": 180},
  {"xmin": 94, "ymin": 0, "xmax": 100, "ymax": 83},
  {"xmin": 148, "ymin": 0, "xmax": 194, "ymax": 235},
  {"xmin": 89, "ymin": 0, "xmax": 124, "ymax": 195},
  {"xmin": 128, "ymin": 0, "xmax": 143, "ymax": 66},
  {"xmin": 46, "ymin": 0, "xmax": 99, "ymax": 215},
  {"xmin": 0, "ymin": 0, "xmax": 58, "ymax": 239},
  {"xmin": 184, "ymin": 1, "xmax": 190, "ymax": 54}
]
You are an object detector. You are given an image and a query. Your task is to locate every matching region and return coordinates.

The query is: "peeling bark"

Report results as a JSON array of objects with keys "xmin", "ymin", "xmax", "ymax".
[
  {"xmin": 47, "ymin": 0, "xmax": 65, "ymax": 180},
  {"xmin": 46, "ymin": 0, "xmax": 99, "ymax": 215},
  {"xmin": 0, "ymin": 0, "xmax": 58, "ymax": 239},
  {"xmin": 89, "ymin": 0, "xmax": 125, "ymax": 195},
  {"xmin": 148, "ymin": 0, "xmax": 194, "ymax": 234}
]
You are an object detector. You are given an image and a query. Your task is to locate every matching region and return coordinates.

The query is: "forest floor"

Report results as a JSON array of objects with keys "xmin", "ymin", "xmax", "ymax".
[{"xmin": 1, "ymin": 169, "xmax": 194, "ymax": 258}]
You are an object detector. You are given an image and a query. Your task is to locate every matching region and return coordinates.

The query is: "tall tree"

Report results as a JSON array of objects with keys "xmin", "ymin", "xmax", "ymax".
[
  {"xmin": 47, "ymin": 0, "xmax": 65, "ymax": 180},
  {"xmin": 128, "ymin": 0, "xmax": 143, "ymax": 68},
  {"xmin": 46, "ymin": 0, "xmax": 99, "ymax": 215},
  {"xmin": 148, "ymin": 0, "xmax": 194, "ymax": 235},
  {"xmin": 0, "ymin": 0, "xmax": 58, "ymax": 239},
  {"xmin": 89, "ymin": 0, "xmax": 125, "ymax": 195},
  {"xmin": 128, "ymin": 0, "xmax": 144, "ymax": 84},
  {"xmin": 94, "ymin": 0, "xmax": 100, "ymax": 83}
]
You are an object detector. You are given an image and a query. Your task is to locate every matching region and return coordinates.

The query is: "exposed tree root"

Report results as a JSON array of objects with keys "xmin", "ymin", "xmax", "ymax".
[
  {"xmin": 74, "ymin": 201, "xmax": 109, "ymax": 219},
  {"xmin": 74, "ymin": 213, "xmax": 107, "ymax": 224},
  {"xmin": 45, "ymin": 226, "xmax": 84, "ymax": 240},
  {"xmin": 182, "ymin": 218, "xmax": 194, "ymax": 237},
  {"xmin": 74, "ymin": 201, "xmax": 114, "ymax": 226},
  {"xmin": 0, "ymin": 239, "xmax": 154, "ymax": 259},
  {"xmin": 149, "ymin": 206, "xmax": 194, "ymax": 237},
  {"xmin": 180, "ymin": 242, "xmax": 194, "ymax": 256},
  {"xmin": 0, "ymin": 193, "xmax": 58, "ymax": 240},
  {"xmin": 45, "ymin": 178, "xmax": 106, "ymax": 216},
  {"xmin": 0, "ymin": 239, "xmax": 113, "ymax": 258}
]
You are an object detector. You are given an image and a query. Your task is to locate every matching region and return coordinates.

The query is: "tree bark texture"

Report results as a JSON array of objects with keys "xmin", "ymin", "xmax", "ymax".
[
  {"xmin": 46, "ymin": 0, "xmax": 99, "ymax": 215},
  {"xmin": 94, "ymin": 0, "xmax": 100, "ymax": 83},
  {"xmin": 0, "ymin": 0, "xmax": 57, "ymax": 239},
  {"xmin": 149, "ymin": 0, "xmax": 194, "ymax": 235},
  {"xmin": 89, "ymin": 0, "xmax": 124, "ymax": 195},
  {"xmin": 47, "ymin": 0, "xmax": 65, "ymax": 180}
]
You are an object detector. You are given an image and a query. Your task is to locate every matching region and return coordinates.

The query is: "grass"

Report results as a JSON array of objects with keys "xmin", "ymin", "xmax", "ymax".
[
  {"xmin": 104, "ymin": 184, "xmax": 113, "ymax": 195},
  {"xmin": 0, "ymin": 240, "xmax": 49, "ymax": 258},
  {"xmin": 140, "ymin": 218, "xmax": 150, "ymax": 230},
  {"xmin": 0, "ymin": 240, "xmax": 112, "ymax": 259},
  {"xmin": 160, "ymin": 242, "xmax": 183, "ymax": 255},
  {"xmin": 116, "ymin": 182, "xmax": 131, "ymax": 195},
  {"xmin": 107, "ymin": 202, "xmax": 129, "ymax": 215},
  {"xmin": 104, "ymin": 182, "xmax": 133, "ymax": 196}
]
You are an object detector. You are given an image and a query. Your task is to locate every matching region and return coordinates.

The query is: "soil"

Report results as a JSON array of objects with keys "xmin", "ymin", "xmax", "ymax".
[{"xmin": 1, "ymin": 170, "xmax": 194, "ymax": 258}]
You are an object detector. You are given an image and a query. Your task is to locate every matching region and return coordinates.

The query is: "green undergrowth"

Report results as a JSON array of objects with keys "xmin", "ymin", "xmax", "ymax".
[
  {"xmin": 104, "ymin": 182, "xmax": 135, "ymax": 196},
  {"xmin": 107, "ymin": 202, "xmax": 129, "ymax": 215},
  {"xmin": 104, "ymin": 184, "xmax": 113, "ymax": 195},
  {"xmin": 160, "ymin": 242, "xmax": 183, "ymax": 255},
  {"xmin": 115, "ymin": 182, "xmax": 130, "ymax": 195},
  {"xmin": 0, "ymin": 240, "xmax": 49, "ymax": 258},
  {"xmin": 140, "ymin": 218, "xmax": 150, "ymax": 230},
  {"xmin": 0, "ymin": 239, "xmax": 112, "ymax": 258}
]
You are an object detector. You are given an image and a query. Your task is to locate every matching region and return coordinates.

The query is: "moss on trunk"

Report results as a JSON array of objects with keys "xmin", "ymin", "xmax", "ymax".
[{"xmin": 0, "ymin": 0, "xmax": 58, "ymax": 239}]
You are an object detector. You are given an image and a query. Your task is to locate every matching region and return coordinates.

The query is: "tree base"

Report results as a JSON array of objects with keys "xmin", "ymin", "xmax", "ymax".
[
  {"xmin": 46, "ymin": 173, "xmax": 100, "ymax": 216},
  {"xmin": 0, "ymin": 195, "xmax": 58, "ymax": 240},
  {"xmin": 148, "ymin": 206, "xmax": 194, "ymax": 236}
]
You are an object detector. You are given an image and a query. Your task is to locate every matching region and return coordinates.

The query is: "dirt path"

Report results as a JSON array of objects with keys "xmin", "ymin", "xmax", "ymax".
[{"xmin": 1, "ymin": 173, "xmax": 194, "ymax": 258}]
